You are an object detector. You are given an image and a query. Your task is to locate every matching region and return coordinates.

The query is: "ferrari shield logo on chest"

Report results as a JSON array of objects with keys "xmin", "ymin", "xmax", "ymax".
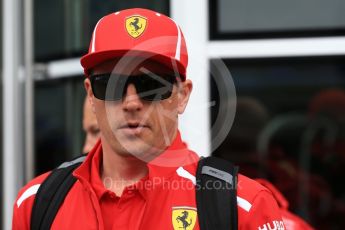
[
  {"xmin": 125, "ymin": 15, "xmax": 147, "ymax": 38},
  {"xmin": 172, "ymin": 206, "xmax": 197, "ymax": 230}
]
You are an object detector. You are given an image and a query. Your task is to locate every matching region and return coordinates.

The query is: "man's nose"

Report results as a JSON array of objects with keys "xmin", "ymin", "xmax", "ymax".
[
  {"xmin": 83, "ymin": 134, "xmax": 95, "ymax": 153},
  {"xmin": 122, "ymin": 84, "xmax": 143, "ymax": 111}
]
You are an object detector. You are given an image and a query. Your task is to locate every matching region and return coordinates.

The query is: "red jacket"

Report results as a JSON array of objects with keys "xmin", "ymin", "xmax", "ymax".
[
  {"xmin": 13, "ymin": 133, "xmax": 285, "ymax": 230},
  {"xmin": 255, "ymin": 179, "xmax": 314, "ymax": 230}
]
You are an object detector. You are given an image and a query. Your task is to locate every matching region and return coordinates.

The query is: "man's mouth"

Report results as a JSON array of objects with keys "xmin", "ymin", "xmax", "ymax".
[{"xmin": 119, "ymin": 122, "xmax": 149, "ymax": 135}]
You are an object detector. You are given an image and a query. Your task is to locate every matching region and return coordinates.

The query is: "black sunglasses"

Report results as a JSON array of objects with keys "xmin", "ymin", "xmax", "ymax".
[{"xmin": 90, "ymin": 73, "xmax": 179, "ymax": 101}]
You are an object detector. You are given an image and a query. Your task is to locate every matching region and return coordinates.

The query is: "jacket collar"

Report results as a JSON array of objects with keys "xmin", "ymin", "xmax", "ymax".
[{"xmin": 73, "ymin": 131, "xmax": 199, "ymax": 200}]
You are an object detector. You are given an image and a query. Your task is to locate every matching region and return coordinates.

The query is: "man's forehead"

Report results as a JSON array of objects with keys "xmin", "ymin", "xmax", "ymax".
[{"xmin": 91, "ymin": 57, "xmax": 176, "ymax": 75}]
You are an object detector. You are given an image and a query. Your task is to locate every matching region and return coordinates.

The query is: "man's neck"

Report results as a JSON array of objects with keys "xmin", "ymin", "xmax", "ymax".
[{"xmin": 100, "ymin": 139, "xmax": 148, "ymax": 196}]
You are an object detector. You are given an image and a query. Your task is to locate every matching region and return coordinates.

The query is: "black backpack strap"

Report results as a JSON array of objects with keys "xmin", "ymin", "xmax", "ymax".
[
  {"xmin": 30, "ymin": 155, "xmax": 86, "ymax": 230},
  {"xmin": 196, "ymin": 156, "xmax": 239, "ymax": 230}
]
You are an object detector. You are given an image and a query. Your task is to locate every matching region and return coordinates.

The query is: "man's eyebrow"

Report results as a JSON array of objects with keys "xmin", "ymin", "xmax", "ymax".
[{"xmin": 91, "ymin": 125, "xmax": 100, "ymax": 130}]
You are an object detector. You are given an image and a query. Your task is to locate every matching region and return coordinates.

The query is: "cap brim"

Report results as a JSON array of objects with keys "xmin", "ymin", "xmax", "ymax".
[{"xmin": 80, "ymin": 50, "xmax": 186, "ymax": 80}]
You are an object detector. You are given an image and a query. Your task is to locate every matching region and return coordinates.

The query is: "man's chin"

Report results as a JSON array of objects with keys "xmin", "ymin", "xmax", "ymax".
[
  {"xmin": 115, "ymin": 138, "xmax": 151, "ymax": 155},
  {"xmin": 115, "ymin": 141, "xmax": 158, "ymax": 161}
]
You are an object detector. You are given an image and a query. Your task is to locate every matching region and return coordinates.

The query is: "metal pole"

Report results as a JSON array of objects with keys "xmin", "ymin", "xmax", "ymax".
[
  {"xmin": 2, "ymin": 0, "xmax": 22, "ymax": 228},
  {"xmin": 24, "ymin": 0, "xmax": 35, "ymax": 182}
]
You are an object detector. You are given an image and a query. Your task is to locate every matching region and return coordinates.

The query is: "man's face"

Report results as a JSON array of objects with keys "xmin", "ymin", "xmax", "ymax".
[
  {"xmin": 84, "ymin": 58, "xmax": 192, "ymax": 161},
  {"xmin": 82, "ymin": 98, "xmax": 101, "ymax": 153}
]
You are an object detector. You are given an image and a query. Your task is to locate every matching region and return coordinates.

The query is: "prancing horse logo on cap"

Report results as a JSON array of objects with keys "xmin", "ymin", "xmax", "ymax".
[{"xmin": 125, "ymin": 15, "xmax": 147, "ymax": 38}]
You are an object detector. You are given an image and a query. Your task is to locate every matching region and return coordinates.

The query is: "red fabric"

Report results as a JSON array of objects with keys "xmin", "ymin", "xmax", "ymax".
[
  {"xmin": 80, "ymin": 8, "xmax": 188, "ymax": 78},
  {"xmin": 13, "ymin": 132, "xmax": 285, "ymax": 230},
  {"xmin": 256, "ymin": 179, "xmax": 315, "ymax": 230}
]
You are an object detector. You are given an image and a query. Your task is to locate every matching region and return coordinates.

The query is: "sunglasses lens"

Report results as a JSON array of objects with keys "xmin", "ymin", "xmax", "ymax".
[
  {"xmin": 91, "ymin": 74, "xmax": 127, "ymax": 101},
  {"xmin": 90, "ymin": 73, "xmax": 177, "ymax": 101},
  {"xmin": 90, "ymin": 74, "xmax": 108, "ymax": 100},
  {"xmin": 136, "ymin": 75, "xmax": 176, "ymax": 101}
]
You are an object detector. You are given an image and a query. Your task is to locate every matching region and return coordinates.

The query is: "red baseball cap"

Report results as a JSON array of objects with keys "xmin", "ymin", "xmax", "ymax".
[{"xmin": 80, "ymin": 8, "xmax": 188, "ymax": 79}]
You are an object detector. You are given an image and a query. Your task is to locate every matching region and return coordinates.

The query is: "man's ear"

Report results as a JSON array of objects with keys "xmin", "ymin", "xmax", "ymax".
[
  {"xmin": 177, "ymin": 79, "xmax": 193, "ymax": 114},
  {"xmin": 84, "ymin": 78, "xmax": 96, "ymax": 113}
]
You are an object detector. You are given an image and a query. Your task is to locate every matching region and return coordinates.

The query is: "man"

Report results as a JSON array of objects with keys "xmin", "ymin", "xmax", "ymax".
[
  {"xmin": 216, "ymin": 97, "xmax": 314, "ymax": 229},
  {"xmin": 82, "ymin": 96, "xmax": 101, "ymax": 153},
  {"xmin": 13, "ymin": 8, "xmax": 285, "ymax": 229},
  {"xmin": 255, "ymin": 179, "xmax": 314, "ymax": 230}
]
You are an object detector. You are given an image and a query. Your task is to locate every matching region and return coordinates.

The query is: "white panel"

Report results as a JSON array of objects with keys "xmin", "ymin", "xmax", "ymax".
[
  {"xmin": 47, "ymin": 58, "xmax": 83, "ymax": 78},
  {"xmin": 171, "ymin": 0, "xmax": 210, "ymax": 157},
  {"xmin": 2, "ymin": 0, "xmax": 23, "ymax": 229},
  {"xmin": 208, "ymin": 37, "xmax": 345, "ymax": 58}
]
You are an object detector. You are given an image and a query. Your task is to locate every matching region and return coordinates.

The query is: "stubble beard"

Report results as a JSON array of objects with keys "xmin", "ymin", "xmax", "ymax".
[{"xmin": 110, "ymin": 130, "xmax": 160, "ymax": 162}]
